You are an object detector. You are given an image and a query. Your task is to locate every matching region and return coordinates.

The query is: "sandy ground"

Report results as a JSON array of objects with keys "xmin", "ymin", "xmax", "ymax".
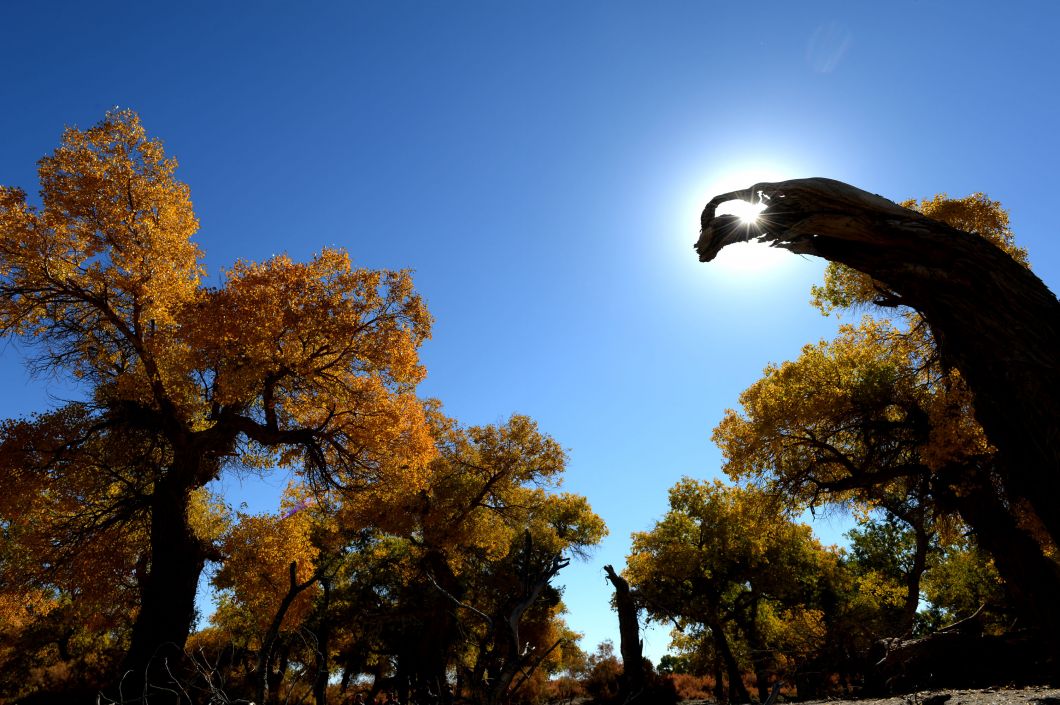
[{"xmin": 674, "ymin": 686, "xmax": 1060, "ymax": 705}]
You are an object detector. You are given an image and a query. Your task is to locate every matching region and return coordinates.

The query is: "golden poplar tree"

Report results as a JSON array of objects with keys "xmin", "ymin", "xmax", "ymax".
[{"xmin": 0, "ymin": 111, "xmax": 436, "ymax": 697}]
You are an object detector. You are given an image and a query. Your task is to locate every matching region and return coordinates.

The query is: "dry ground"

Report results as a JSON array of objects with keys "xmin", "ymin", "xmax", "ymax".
[{"xmin": 675, "ymin": 686, "xmax": 1060, "ymax": 705}]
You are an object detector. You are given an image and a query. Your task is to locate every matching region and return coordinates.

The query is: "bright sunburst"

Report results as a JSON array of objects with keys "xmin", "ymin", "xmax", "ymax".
[
  {"xmin": 716, "ymin": 196, "xmax": 767, "ymax": 225},
  {"xmin": 666, "ymin": 160, "xmax": 806, "ymax": 285}
]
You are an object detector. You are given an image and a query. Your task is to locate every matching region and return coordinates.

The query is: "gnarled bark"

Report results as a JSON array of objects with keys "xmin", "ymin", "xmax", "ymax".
[{"xmin": 697, "ymin": 178, "xmax": 1060, "ymax": 546}]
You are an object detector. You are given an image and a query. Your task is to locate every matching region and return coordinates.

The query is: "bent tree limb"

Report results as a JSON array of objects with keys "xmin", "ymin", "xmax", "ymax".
[{"xmin": 697, "ymin": 178, "xmax": 1060, "ymax": 546}]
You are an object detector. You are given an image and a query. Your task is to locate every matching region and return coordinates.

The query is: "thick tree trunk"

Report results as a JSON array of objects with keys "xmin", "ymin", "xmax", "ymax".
[
  {"xmin": 115, "ymin": 471, "xmax": 205, "ymax": 703},
  {"xmin": 419, "ymin": 549, "xmax": 463, "ymax": 703},
  {"xmin": 697, "ymin": 178, "xmax": 1060, "ymax": 544},
  {"xmin": 933, "ymin": 470, "xmax": 1060, "ymax": 640},
  {"xmin": 604, "ymin": 564, "xmax": 646, "ymax": 697},
  {"xmin": 713, "ymin": 655, "xmax": 727, "ymax": 704}
]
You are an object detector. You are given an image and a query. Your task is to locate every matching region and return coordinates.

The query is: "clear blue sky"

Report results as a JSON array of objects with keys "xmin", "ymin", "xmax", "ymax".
[{"xmin": 2, "ymin": 1, "xmax": 1059, "ymax": 665}]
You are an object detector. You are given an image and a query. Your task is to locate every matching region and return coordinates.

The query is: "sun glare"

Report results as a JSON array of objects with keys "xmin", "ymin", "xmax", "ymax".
[
  {"xmin": 716, "ymin": 197, "xmax": 767, "ymax": 225},
  {"xmin": 681, "ymin": 165, "xmax": 797, "ymax": 278},
  {"xmin": 665, "ymin": 160, "xmax": 809, "ymax": 287},
  {"xmin": 710, "ymin": 239, "xmax": 790, "ymax": 274}
]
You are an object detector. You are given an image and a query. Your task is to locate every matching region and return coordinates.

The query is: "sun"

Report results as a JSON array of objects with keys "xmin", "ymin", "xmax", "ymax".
[
  {"xmin": 660, "ymin": 157, "xmax": 811, "ymax": 290},
  {"xmin": 716, "ymin": 196, "xmax": 767, "ymax": 226},
  {"xmin": 687, "ymin": 166, "xmax": 791, "ymax": 276}
]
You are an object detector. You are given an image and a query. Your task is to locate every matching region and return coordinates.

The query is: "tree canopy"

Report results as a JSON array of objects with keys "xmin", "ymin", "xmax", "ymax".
[{"xmin": 0, "ymin": 110, "xmax": 437, "ymax": 698}]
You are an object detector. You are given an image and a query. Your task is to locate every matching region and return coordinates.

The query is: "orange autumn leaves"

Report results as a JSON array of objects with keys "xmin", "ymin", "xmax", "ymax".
[
  {"xmin": 0, "ymin": 110, "xmax": 439, "ymax": 695},
  {"xmin": 0, "ymin": 110, "xmax": 435, "ymax": 483},
  {"xmin": 0, "ymin": 111, "xmax": 604, "ymax": 701}
]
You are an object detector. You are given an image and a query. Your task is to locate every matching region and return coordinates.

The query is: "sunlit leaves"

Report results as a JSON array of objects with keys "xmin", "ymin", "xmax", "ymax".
[
  {"xmin": 0, "ymin": 109, "xmax": 436, "ymax": 493},
  {"xmin": 0, "ymin": 110, "xmax": 440, "ymax": 690},
  {"xmin": 0, "ymin": 110, "xmax": 202, "ymax": 385},
  {"xmin": 213, "ymin": 508, "xmax": 321, "ymax": 635},
  {"xmin": 626, "ymin": 479, "xmax": 831, "ymax": 691}
]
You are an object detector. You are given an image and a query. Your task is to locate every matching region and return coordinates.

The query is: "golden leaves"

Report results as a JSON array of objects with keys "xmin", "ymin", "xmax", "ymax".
[
  {"xmin": 414, "ymin": 413, "xmax": 605, "ymax": 568},
  {"xmin": 2, "ymin": 110, "xmax": 202, "ymax": 339},
  {"xmin": 213, "ymin": 508, "xmax": 321, "ymax": 634},
  {"xmin": 2, "ymin": 110, "xmax": 437, "ymax": 500},
  {"xmin": 626, "ymin": 477, "xmax": 830, "ymax": 661},
  {"xmin": 712, "ymin": 314, "xmax": 990, "ymax": 513}
]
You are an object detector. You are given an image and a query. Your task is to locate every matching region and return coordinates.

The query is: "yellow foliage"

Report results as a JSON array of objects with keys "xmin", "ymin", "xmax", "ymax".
[
  {"xmin": 188, "ymin": 487, "xmax": 231, "ymax": 545},
  {"xmin": 851, "ymin": 571, "xmax": 907, "ymax": 611},
  {"xmin": 213, "ymin": 508, "xmax": 321, "ymax": 635},
  {"xmin": 414, "ymin": 412, "xmax": 606, "ymax": 570},
  {"xmin": 0, "ymin": 109, "xmax": 437, "ymax": 499},
  {"xmin": 713, "ymin": 317, "xmax": 991, "ymax": 513}
]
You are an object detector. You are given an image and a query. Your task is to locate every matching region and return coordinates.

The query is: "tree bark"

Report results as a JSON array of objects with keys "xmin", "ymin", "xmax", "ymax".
[
  {"xmin": 713, "ymin": 654, "xmax": 727, "ymax": 704},
  {"xmin": 482, "ymin": 544, "xmax": 569, "ymax": 705},
  {"xmin": 697, "ymin": 178, "xmax": 1060, "ymax": 545},
  {"xmin": 115, "ymin": 468, "xmax": 205, "ymax": 703},
  {"xmin": 604, "ymin": 564, "xmax": 646, "ymax": 698},
  {"xmin": 932, "ymin": 468, "xmax": 1060, "ymax": 640},
  {"xmin": 742, "ymin": 594, "xmax": 772, "ymax": 703}
]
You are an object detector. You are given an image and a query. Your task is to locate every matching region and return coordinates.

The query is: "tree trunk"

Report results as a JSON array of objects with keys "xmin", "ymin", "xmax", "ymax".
[
  {"xmin": 604, "ymin": 564, "xmax": 646, "ymax": 697},
  {"xmin": 872, "ymin": 626, "xmax": 1048, "ymax": 692},
  {"xmin": 313, "ymin": 578, "xmax": 332, "ymax": 705},
  {"xmin": 897, "ymin": 524, "xmax": 930, "ymax": 637},
  {"xmin": 934, "ymin": 469, "xmax": 1060, "ymax": 639},
  {"xmin": 256, "ymin": 560, "xmax": 319, "ymax": 705},
  {"xmin": 697, "ymin": 178, "xmax": 1060, "ymax": 544},
  {"xmin": 711, "ymin": 620, "xmax": 751, "ymax": 704},
  {"xmin": 266, "ymin": 643, "xmax": 291, "ymax": 705},
  {"xmin": 476, "ymin": 539, "xmax": 568, "ymax": 705},
  {"xmin": 713, "ymin": 654, "xmax": 727, "ymax": 704},
  {"xmin": 742, "ymin": 594, "xmax": 771, "ymax": 703},
  {"xmin": 115, "ymin": 470, "xmax": 205, "ymax": 703}
]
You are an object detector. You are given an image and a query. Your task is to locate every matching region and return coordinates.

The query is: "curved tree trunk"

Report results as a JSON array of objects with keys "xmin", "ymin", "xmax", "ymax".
[
  {"xmin": 697, "ymin": 178, "xmax": 1060, "ymax": 541},
  {"xmin": 933, "ymin": 468, "xmax": 1060, "ymax": 635},
  {"xmin": 898, "ymin": 523, "xmax": 930, "ymax": 637}
]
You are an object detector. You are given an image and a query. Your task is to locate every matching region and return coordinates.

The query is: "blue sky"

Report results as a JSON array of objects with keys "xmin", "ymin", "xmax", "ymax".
[{"xmin": 2, "ymin": 1, "xmax": 1059, "ymax": 664}]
